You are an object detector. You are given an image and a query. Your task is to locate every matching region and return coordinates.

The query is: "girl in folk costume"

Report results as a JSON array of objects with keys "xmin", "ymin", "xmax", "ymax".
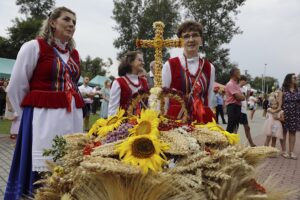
[
  {"xmin": 5, "ymin": 7, "xmax": 84, "ymax": 199},
  {"xmin": 108, "ymin": 51, "xmax": 148, "ymax": 116},
  {"xmin": 162, "ymin": 21, "xmax": 215, "ymax": 123}
]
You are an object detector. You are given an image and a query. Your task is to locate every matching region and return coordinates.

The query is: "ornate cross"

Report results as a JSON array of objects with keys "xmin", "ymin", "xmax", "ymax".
[{"xmin": 136, "ymin": 21, "xmax": 183, "ymax": 88}]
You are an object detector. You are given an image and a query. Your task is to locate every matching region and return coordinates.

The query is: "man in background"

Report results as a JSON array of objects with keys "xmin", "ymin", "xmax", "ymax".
[
  {"xmin": 79, "ymin": 77, "xmax": 94, "ymax": 132},
  {"xmin": 147, "ymin": 61, "xmax": 155, "ymax": 88},
  {"xmin": 225, "ymin": 67, "xmax": 245, "ymax": 133},
  {"xmin": 216, "ymin": 88, "xmax": 227, "ymax": 124}
]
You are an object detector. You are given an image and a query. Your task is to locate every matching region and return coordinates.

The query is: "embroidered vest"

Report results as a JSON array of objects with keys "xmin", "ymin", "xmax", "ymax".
[
  {"xmin": 116, "ymin": 77, "xmax": 148, "ymax": 109},
  {"xmin": 21, "ymin": 38, "xmax": 84, "ymax": 110},
  {"xmin": 167, "ymin": 57, "xmax": 215, "ymax": 123}
]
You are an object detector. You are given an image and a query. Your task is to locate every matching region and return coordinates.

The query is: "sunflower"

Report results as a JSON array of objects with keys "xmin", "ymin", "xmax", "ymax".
[
  {"xmin": 115, "ymin": 134, "xmax": 169, "ymax": 174},
  {"xmin": 88, "ymin": 109, "xmax": 126, "ymax": 137},
  {"xmin": 129, "ymin": 109, "xmax": 160, "ymax": 136}
]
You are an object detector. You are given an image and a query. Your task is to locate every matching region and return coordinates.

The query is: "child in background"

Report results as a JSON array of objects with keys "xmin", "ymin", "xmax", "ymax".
[{"xmin": 263, "ymin": 100, "xmax": 284, "ymax": 147}]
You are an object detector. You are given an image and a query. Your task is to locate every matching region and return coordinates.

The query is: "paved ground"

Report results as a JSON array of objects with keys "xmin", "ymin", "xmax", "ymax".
[
  {"xmin": 0, "ymin": 109, "xmax": 299, "ymax": 199},
  {"xmin": 0, "ymin": 135, "xmax": 14, "ymax": 199}
]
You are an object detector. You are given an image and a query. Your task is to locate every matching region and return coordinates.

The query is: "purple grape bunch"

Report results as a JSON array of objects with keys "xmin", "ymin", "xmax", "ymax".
[{"xmin": 104, "ymin": 123, "xmax": 134, "ymax": 144}]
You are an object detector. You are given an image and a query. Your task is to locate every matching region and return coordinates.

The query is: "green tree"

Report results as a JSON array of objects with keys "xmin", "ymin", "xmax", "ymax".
[
  {"xmin": 112, "ymin": 0, "xmax": 143, "ymax": 58},
  {"xmin": 250, "ymin": 76, "xmax": 279, "ymax": 94},
  {"xmin": 16, "ymin": 0, "xmax": 55, "ymax": 18},
  {"xmin": 297, "ymin": 73, "xmax": 300, "ymax": 87},
  {"xmin": 112, "ymin": 0, "xmax": 180, "ymax": 71},
  {"xmin": 181, "ymin": 0, "xmax": 246, "ymax": 83},
  {"xmin": 0, "ymin": 0, "xmax": 55, "ymax": 58},
  {"xmin": 80, "ymin": 56, "xmax": 112, "ymax": 78}
]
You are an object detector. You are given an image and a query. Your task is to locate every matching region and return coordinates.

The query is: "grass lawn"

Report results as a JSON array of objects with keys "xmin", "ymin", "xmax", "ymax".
[
  {"xmin": 0, "ymin": 114, "xmax": 100, "ymax": 135},
  {"xmin": 0, "ymin": 119, "xmax": 12, "ymax": 134}
]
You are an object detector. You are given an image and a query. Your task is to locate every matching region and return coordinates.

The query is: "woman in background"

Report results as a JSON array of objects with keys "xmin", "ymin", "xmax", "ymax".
[
  {"xmin": 100, "ymin": 80, "xmax": 111, "ymax": 118},
  {"xmin": 281, "ymin": 73, "xmax": 300, "ymax": 159}
]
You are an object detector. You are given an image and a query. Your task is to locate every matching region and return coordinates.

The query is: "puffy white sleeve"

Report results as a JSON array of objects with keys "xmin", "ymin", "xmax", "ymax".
[
  {"xmin": 207, "ymin": 63, "xmax": 216, "ymax": 108},
  {"xmin": 6, "ymin": 40, "xmax": 39, "ymax": 119},
  {"xmin": 108, "ymin": 80, "xmax": 121, "ymax": 116},
  {"xmin": 162, "ymin": 61, "xmax": 172, "ymax": 88}
]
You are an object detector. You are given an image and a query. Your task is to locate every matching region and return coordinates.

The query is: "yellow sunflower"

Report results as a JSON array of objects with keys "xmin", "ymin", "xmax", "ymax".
[
  {"xmin": 129, "ymin": 109, "xmax": 160, "ymax": 136},
  {"xmin": 116, "ymin": 134, "xmax": 169, "ymax": 174},
  {"xmin": 88, "ymin": 109, "xmax": 126, "ymax": 137}
]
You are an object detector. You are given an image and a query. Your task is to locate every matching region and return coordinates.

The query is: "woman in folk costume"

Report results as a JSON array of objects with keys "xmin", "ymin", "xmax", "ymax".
[
  {"xmin": 108, "ymin": 51, "xmax": 148, "ymax": 116},
  {"xmin": 5, "ymin": 7, "xmax": 84, "ymax": 199},
  {"xmin": 162, "ymin": 21, "xmax": 215, "ymax": 123}
]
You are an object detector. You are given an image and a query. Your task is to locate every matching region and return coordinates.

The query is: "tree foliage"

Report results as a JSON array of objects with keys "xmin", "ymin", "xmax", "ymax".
[
  {"xmin": 250, "ymin": 76, "xmax": 279, "ymax": 93},
  {"xmin": 0, "ymin": 0, "xmax": 54, "ymax": 58},
  {"xmin": 112, "ymin": 0, "xmax": 180, "ymax": 71},
  {"xmin": 80, "ymin": 56, "xmax": 112, "ymax": 79},
  {"xmin": 181, "ymin": 0, "xmax": 246, "ymax": 83},
  {"xmin": 16, "ymin": 0, "xmax": 55, "ymax": 18}
]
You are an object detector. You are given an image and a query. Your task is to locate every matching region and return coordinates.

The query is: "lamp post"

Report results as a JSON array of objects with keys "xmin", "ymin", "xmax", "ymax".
[
  {"xmin": 263, "ymin": 63, "xmax": 267, "ymax": 94},
  {"xmin": 261, "ymin": 74, "xmax": 264, "ymax": 94}
]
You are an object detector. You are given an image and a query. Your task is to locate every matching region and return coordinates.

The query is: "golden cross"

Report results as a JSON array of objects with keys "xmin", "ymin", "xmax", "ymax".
[{"xmin": 136, "ymin": 21, "xmax": 183, "ymax": 88}]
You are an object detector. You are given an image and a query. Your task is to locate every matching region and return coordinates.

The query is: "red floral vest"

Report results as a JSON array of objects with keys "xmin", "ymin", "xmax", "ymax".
[
  {"xmin": 116, "ymin": 77, "xmax": 148, "ymax": 109},
  {"xmin": 21, "ymin": 38, "xmax": 84, "ymax": 111},
  {"xmin": 167, "ymin": 57, "xmax": 215, "ymax": 123}
]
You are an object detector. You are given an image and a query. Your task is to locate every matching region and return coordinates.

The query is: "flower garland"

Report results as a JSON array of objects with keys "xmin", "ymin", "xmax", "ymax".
[
  {"xmin": 160, "ymin": 87, "xmax": 189, "ymax": 122},
  {"xmin": 148, "ymin": 87, "xmax": 162, "ymax": 112},
  {"xmin": 126, "ymin": 89, "xmax": 150, "ymax": 117}
]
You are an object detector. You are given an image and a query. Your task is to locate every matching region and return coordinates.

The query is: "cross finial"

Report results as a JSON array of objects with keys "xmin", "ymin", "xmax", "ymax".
[{"xmin": 136, "ymin": 21, "xmax": 183, "ymax": 87}]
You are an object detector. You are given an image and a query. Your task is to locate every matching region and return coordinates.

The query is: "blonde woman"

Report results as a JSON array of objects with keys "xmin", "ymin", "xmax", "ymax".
[
  {"xmin": 100, "ymin": 80, "xmax": 111, "ymax": 118},
  {"xmin": 5, "ymin": 7, "xmax": 84, "ymax": 199}
]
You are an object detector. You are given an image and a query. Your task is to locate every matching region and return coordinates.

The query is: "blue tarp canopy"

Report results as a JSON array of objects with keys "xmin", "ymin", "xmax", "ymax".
[
  {"xmin": 89, "ymin": 75, "xmax": 110, "ymax": 87},
  {"xmin": 0, "ymin": 57, "xmax": 15, "ymax": 79}
]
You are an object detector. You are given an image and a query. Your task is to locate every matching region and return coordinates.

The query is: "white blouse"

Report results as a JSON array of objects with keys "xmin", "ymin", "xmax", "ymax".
[
  {"xmin": 108, "ymin": 73, "xmax": 143, "ymax": 116},
  {"xmin": 162, "ymin": 54, "xmax": 215, "ymax": 108},
  {"xmin": 7, "ymin": 39, "xmax": 83, "ymax": 171}
]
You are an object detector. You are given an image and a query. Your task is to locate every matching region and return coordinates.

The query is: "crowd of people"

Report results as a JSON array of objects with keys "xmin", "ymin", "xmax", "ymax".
[
  {"xmin": 1, "ymin": 6, "xmax": 299, "ymax": 200},
  {"xmin": 224, "ymin": 69, "xmax": 300, "ymax": 159}
]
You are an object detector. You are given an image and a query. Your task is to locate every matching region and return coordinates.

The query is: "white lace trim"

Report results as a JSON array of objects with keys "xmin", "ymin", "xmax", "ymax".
[{"xmin": 32, "ymin": 151, "xmax": 52, "ymax": 172}]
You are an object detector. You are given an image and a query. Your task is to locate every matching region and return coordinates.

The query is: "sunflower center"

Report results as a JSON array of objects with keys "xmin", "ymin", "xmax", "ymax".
[
  {"xmin": 136, "ymin": 121, "xmax": 152, "ymax": 135},
  {"xmin": 132, "ymin": 138, "xmax": 155, "ymax": 158},
  {"xmin": 107, "ymin": 116, "xmax": 118, "ymax": 125}
]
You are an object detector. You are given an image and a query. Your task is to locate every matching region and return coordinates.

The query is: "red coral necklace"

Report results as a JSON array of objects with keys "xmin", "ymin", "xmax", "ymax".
[{"xmin": 124, "ymin": 75, "xmax": 141, "ymax": 87}]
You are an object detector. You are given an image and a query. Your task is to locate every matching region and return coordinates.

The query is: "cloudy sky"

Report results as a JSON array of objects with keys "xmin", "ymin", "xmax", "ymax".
[{"xmin": 0, "ymin": 0, "xmax": 299, "ymax": 84}]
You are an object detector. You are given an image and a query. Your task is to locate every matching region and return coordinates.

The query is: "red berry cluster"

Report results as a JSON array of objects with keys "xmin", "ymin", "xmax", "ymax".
[
  {"xmin": 83, "ymin": 141, "xmax": 101, "ymax": 156},
  {"xmin": 158, "ymin": 120, "xmax": 194, "ymax": 132},
  {"xmin": 250, "ymin": 179, "xmax": 266, "ymax": 194}
]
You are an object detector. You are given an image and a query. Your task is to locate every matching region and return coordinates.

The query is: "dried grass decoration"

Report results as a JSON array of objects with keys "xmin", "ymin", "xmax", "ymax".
[
  {"xmin": 115, "ymin": 134, "xmax": 169, "ymax": 174},
  {"xmin": 88, "ymin": 108, "xmax": 126, "ymax": 137},
  {"xmin": 194, "ymin": 119, "xmax": 239, "ymax": 145},
  {"xmin": 159, "ymin": 88, "xmax": 189, "ymax": 122},
  {"xmin": 126, "ymin": 90, "xmax": 150, "ymax": 117}
]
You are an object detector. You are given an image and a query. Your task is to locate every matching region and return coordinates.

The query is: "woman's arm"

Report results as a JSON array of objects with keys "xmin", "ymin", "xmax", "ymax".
[
  {"xmin": 108, "ymin": 81, "xmax": 121, "ymax": 116},
  {"xmin": 6, "ymin": 40, "xmax": 39, "ymax": 119}
]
